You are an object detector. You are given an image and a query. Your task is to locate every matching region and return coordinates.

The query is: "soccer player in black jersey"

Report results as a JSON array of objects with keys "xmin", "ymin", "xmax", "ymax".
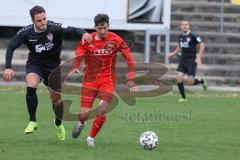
[
  {"xmin": 3, "ymin": 5, "xmax": 92, "ymax": 140},
  {"xmin": 168, "ymin": 20, "xmax": 208, "ymax": 102}
]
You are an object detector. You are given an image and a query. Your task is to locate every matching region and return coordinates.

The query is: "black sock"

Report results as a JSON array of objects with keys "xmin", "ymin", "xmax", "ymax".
[
  {"xmin": 26, "ymin": 87, "xmax": 38, "ymax": 122},
  {"xmin": 194, "ymin": 79, "xmax": 204, "ymax": 85},
  {"xmin": 52, "ymin": 101, "xmax": 63, "ymax": 126},
  {"xmin": 177, "ymin": 82, "xmax": 186, "ymax": 99}
]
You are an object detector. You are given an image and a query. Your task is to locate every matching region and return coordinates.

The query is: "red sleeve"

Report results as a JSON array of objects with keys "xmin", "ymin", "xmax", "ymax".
[
  {"xmin": 117, "ymin": 37, "xmax": 135, "ymax": 81},
  {"xmin": 72, "ymin": 41, "xmax": 87, "ymax": 69}
]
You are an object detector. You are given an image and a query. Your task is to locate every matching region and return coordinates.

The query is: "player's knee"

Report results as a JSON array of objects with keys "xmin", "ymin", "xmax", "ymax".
[
  {"xmin": 50, "ymin": 92, "xmax": 61, "ymax": 104},
  {"xmin": 98, "ymin": 100, "xmax": 109, "ymax": 115},
  {"xmin": 176, "ymin": 75, "xmax": 184, "ymax": 83},
  {"xmin": 186, "ymin": 78, "xmax": 194, "ymax": 85},
  {"xmin": 26, "ymin": 74, "xmax": 39, "ymax": 88}
]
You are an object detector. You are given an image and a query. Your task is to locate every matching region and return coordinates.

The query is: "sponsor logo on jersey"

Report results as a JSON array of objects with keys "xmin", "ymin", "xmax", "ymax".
[
  {"xmin": 35, "ymin": 44, "xmax": 46, "ymax": 53},
  {"xmin": 180, "ymin": 42, "xmax": 190, "ymax": 48},
  {"xmin": 93, "ymin": 49, "xmax": 112, "ymax": 56},
  {"xmin": 35, "ymin": 41, "xmax": 54, "ymax": 53}
]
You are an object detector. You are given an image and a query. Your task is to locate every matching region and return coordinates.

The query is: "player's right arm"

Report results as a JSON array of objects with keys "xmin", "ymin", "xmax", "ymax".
[
  {"xmin": 168, "ymin": 35, "xmax": 182, "ymax": 59},
  {"xmin": 68, "ymin": 41, "xmax": 87, "ymax": 76},
  {"xmin": 167, "ymin": 46, "xmax": 181, "ymax": 59},
  {"xmin": 3, "ymin": 31, "xmax": 25, "ymax": 82}
]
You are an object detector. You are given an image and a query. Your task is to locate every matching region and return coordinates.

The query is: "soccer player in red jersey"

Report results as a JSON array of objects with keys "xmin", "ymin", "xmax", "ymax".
[{"xmin": 69, "ymin": 14, "xmax": 137, "ymax": 146}]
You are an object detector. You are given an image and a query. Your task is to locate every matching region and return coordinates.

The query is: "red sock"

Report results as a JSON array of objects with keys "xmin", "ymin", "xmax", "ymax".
[{"xmin": 89, "ymin": 115, "xmax": 106, "ymax": 138}]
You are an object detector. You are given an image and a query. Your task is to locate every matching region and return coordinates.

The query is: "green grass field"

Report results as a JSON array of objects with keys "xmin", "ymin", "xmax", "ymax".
[{"xmin": 0, "ymin": 86, "xmax": 239, "ymax": 160}]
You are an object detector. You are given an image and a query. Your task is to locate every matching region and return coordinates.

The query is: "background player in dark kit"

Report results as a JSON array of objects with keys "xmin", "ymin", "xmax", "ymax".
[{"xmin": 168, "ymin": 20, "xmax": 207, "ymax": 102}]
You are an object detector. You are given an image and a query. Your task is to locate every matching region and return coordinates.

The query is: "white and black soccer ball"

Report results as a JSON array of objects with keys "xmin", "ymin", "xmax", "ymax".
[{"xmin": 139, "ymin": 131, "xmax": 158, "ymax": 150}]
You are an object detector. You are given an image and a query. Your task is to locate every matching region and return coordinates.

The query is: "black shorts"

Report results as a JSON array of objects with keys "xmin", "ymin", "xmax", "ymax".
[
  {"xmin": 176, "ymin": 60, "xmax": 197, "ymax": 78},
  {"xmin": 26, "ymin": 61, "xmax": 62, "ymax": 92}
]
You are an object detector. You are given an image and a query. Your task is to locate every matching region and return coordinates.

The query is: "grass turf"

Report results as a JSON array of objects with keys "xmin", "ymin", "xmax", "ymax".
[{"xmin": 0, "ymin": 87, "xmax": 239, "ymax": 160}]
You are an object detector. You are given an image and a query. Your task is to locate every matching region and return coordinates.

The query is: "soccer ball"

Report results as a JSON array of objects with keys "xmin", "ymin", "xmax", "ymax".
[{"xmin": 139, "ymin": 131, "xmax": 158, "ymax": 150}]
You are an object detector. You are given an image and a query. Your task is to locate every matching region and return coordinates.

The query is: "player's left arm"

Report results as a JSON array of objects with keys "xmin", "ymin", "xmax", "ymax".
[
  {"xmin": 52, "ymin": 21, "xmax": 92, "ymax": 43},
  {"xmin": 195, "ymin": 35, "xmax": 205, "ymax": 65},
  {"xmin": 62, "ymin": 26, "xmax": 92, "ymax": 43},
  {"xmin": 118, "ymin": 38, "xmax": 137, "ymax": 93}
]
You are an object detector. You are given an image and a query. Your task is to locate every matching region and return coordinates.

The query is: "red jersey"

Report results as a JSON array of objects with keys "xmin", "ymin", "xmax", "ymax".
[{"xmin": 72, "ymin": 32, "xmax": 134, "ymax": 81}]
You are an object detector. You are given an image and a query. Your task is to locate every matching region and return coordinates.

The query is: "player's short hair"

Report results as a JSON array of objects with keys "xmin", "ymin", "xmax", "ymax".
[
  {"xmin": 30, "ymin": 5, "xmax": 45, "ymax": 20},
  {"xmin": 181, "ymin": 19, "xmax": 190, "ymax": 24},
  {"xmin": 182, "ymin": 18, "xmax": 189, "ymax": 21},
  {"xmin": 94, "ymin": 14, "xmax": 109, "ymax": 26}
]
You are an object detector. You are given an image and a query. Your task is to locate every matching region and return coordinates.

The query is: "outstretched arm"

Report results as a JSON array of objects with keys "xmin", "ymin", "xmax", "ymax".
[{"xmin": 61, "ymin": 26, "xmax": 92, "ymax": 43}]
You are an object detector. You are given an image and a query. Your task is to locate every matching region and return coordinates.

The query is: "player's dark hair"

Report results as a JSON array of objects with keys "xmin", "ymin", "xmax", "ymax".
[
  {"xmin": 30, "ymin": 5, "xmax": 45, "ymax": 20},
  {"xmin": 94, "ymin": 14, "xmax": 109, "ymax": 26}
]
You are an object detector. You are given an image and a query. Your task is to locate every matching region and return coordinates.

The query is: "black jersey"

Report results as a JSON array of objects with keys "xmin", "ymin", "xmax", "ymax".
[
  {"xmin": 178, "ymin": 31, "xmax": 202, "ymax": 60},
  {"xmin": 5, "ymin": 21, "xmax": 86, "ymax": 69}
]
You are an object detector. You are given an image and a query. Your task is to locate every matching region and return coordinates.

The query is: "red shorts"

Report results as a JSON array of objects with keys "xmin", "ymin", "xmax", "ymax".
[{"xmin": 81, "ymin": 77, "xmax": 115, "ymax": 108}]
